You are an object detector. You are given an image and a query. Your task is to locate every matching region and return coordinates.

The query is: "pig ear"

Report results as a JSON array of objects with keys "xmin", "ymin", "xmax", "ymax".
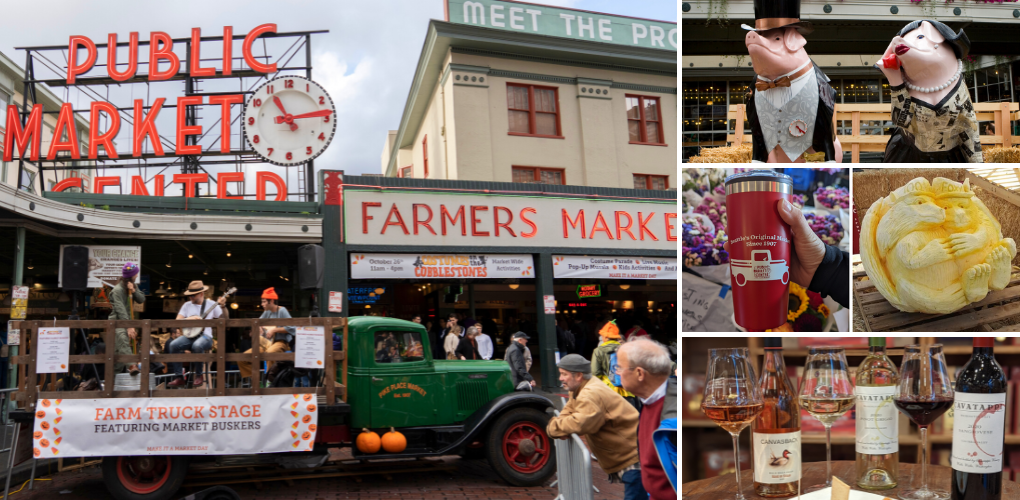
[{"xmin": 783, "ymin": 28, "xmax": 807, "ymax": 52}]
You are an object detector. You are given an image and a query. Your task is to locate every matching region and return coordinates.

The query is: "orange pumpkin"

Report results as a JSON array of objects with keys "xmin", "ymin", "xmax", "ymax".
[
  {"xmin": 381, "ymin": 428, "xmax": 407, "ymax": 454},
  {"xmin": 39, "ymin": 439, "xmax": 49, "ymax": 448},
  {"xmin": 356, "ymin": 429, "xmax": 381, "ymax": 454},
  {"xmin": 33, "ymin": 448, "xmax": 40, "ymax": 458},
  {"xmin": 301, "ymin": 415, "xmax": 312, "ymax": 424}
]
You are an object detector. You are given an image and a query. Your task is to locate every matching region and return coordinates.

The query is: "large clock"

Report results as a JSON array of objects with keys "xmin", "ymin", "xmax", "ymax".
[{"xmin": 243, "ymin": 75, "xmax": 336, "ymax": 166}]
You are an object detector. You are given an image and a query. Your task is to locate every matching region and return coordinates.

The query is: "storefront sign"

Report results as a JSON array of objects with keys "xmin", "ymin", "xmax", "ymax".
[
  {"xmin": 351, "ymin": 254, "xmax": 534, "ymax": 279},
  {"xmin": 447, "ymin": 0, "xmax": 677, "ymax": 51},
  {"xmin": 31, "ymin": 394, "xmax": 319, "ymax": 458},
  {"xmin": 348, "ymin": 287, "xmax": 387, "ymax": 304},
  {"xmin": 345, "ymin": 190, "xmax": 676, "ymax": 251},
  {"xmin": 553, "ymin": 255, "xmax": 677, "ymax": 280},
  {"xmin": 543, "ymin": 295, "xmax": 556, "ymax": 315},
  {"xmin": 328, "ymin": 292, "xmax": 343, "ymax": 313},
  {"xmin": 576, "ymin": 284, "xmax": 601, "ymax": 298},
  {"xmin": 58, "ymin": 245, "xmax": 141, "ymax": 289},
  {"xmin": 36, "ymin": 327, "xmax": 70, "ymax": 374},
  {"xmin": 294, "ymin": 326, "xmax": 326, "ymax": 369},
  {"xmin": 11, "ymin": 286, "xmax": 28, "ymax": 320}
]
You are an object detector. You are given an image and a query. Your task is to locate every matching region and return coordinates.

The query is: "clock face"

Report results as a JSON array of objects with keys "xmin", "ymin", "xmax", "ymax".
[{"xmin": 243, "ymin": 75, "xmax": 336, "ymax": 166}]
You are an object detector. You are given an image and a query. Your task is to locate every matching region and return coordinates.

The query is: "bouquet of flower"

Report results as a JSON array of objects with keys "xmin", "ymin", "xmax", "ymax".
[
  {"xmin": 782, "ymin": 282, "xmax": 831, "ymax": 332},
  {"xmin": 804, "ymin": 213, "xmax": 844, "ymax": 246},
  {"xmin": 814, "ymin": 186, "xmax": 849, "ymax": 210},
  {"xmin": 682, "ymin": 214, "xmax": 729, "ymax": 267},
  {"xmin": 815, "ymin": 168, "xmax": 841, "ymax": 175},
  {"xmin": 682, "ymin": 168, "xmax": 727, "ymax": 196},
  {"xmin": 790, "ymin": 193, "xmax": 807, "ymax": 209},
  {"xmin": 693, "ymin": 197, "xmax": 727, "ymax": 235}
]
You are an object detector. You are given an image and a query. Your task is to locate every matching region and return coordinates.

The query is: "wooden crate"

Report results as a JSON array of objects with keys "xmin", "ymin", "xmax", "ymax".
[{"xmin": 854, "ymin": 269, "xmax": 1020, "ymax": 332}]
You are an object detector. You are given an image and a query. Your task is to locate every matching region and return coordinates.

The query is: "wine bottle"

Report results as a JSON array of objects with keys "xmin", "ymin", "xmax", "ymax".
[
  {"xmin": 854, "ymin": 337, "xmax": 899, "ymax": 490},
  {"xmin": 951, "ymin": 337, "xmax": 1006, "ymax": 500},
  {"xmin": 752, "ymin": 338, "xmax": 800, "ymax": 498}
]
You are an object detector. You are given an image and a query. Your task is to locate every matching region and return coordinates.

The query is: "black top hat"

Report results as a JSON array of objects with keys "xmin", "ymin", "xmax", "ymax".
[{"xmin": 741, "ymin": 0, "xmax": 814, "ymax": 35}]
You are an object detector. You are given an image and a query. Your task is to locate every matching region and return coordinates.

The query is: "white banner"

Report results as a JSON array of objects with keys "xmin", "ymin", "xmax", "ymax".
[
  {"xmin": 36, "ymin": 328, "xmax": 70, "ymax": 374},
  {"xmin": 32, "ymin": 394, "xmax": 319, "ymax": 458},
  {"xmin": 351, "ymin": 253, "xmax": 534, "ymax": 279},
  {"xmin": 58, "ymin": 245, "xmax": 142, "ymax": 289},
  {"xmin": 344, "ymin": 190, "xmax": 676, "ymax": 251},
  {"xmin": 295, "ymin": 326, "xmax": 325, "ymax": 369},
  {"xmin": 552, "ymin": 256, "xmax": 677, "ymax": 280}
]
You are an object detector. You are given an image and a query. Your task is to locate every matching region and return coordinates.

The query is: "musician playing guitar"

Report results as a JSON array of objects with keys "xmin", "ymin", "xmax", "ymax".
[
  {"xmin": 237, "ymin": 288, "xmax": 296, "ymax": 380},
  {"xmin": 168, "ymin": 280, "xmax": 229, "ymax": 388}
]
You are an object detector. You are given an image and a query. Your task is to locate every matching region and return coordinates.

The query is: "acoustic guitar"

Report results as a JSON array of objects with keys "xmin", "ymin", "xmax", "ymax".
[{"xmin": 181, "ymin": 287, "xmax": 236, "ymax": 339}]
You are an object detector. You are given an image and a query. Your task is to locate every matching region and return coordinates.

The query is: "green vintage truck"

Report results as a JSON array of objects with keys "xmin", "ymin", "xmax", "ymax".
[
  {"xmin": 10, "ymin": 316, "xmax": 555, "ymax": 500},
  {"xmin": 325, "ymin": 317, "xmax": 556, "ymax": 485}
]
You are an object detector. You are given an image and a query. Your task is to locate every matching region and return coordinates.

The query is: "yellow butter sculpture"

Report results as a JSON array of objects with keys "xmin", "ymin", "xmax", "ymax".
[{"xmin": 860, "ymin": 177, "xmax": 1017, "ymax": 314}]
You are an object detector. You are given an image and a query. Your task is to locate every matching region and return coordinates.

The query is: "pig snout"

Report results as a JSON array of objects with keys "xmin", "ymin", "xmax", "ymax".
[{"xmin": 745, "ymin": 30, "xmax": 764, "ymax": 48}]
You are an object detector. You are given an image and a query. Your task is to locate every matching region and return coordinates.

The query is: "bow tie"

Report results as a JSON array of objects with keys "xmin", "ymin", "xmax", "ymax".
[{"xmin": 756, "ymin": 76, "xmax": 792, "ymax": 91}]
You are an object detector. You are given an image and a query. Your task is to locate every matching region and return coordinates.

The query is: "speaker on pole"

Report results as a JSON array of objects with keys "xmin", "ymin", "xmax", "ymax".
[
  {"xmin": 62, "ymin": 245, "xmax": 89, "ymax": 291},
  {"xmin": 297, "ymin": 244, "xmax": 325, "ymax": 291}
]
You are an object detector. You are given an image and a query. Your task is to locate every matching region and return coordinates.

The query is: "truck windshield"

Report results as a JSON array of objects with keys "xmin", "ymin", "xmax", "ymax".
[{"xmin": 374, "ymin": 331, "xmax": 425, "ymax": 363}]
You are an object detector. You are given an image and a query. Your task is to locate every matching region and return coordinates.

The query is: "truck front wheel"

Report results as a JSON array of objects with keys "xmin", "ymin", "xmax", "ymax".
[
  {"xmin": 102, "ymin": 455, "xmax": 189, "ymax": 500},
  {"xmin": 485, "ymin": 408, "xmax": 555, "ymax": 486}
]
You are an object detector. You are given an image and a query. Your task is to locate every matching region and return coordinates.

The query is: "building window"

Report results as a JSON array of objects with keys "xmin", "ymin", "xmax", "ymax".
[
  {"xmin": 20, "ymin": 168, "xmax": 36, "ymax": 194},
  {"xmin": 626, "ymin": 95, "xmax": 666, "ymax": 145},
  {"xmin": 507, "ymin": 83, "xmax": 562, "ymax": 138},
  {"xmin": 512, "ymin": 166, "xmax": 565, "ymax": 185},
  {"xmin": 422, "ymin": 136, "xmax": 429, "ymax": 178},
  {"xmin": 399, "ymin": 166, "xmax": 413, "ymax": 178},
  {"xmin": 634, "ymin": 174, "xmax": 669, "ymax": 191}
]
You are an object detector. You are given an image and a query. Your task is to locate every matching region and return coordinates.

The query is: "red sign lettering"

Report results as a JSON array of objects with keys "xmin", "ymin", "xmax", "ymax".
[
  {"xmin": 413, "ymin": 204, "xmax": 436, "ymax": 236},
  {"xmin": 362, "ymin": 202, "xmax": 382, "ymax": 234},
  {"xmin": 441, "ymin": 205, "xmax": 466, "ymax": 236},
  {"xmin": 562, "ymin": 209, "xmax": 585, "ymax": 239}
]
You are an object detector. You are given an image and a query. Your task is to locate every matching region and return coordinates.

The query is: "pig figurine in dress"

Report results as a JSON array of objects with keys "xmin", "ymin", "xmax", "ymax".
[
  {"xmin": 742, "ymin": 0, "xmax": 841, "ymax": 163},
  {"xmin": 877, "ymin": 20, "xmax": 981, "ymax": 162}
]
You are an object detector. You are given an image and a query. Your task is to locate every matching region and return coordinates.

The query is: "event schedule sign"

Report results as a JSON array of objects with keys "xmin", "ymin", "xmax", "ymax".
[
  {"xmin": 552, "ymin": 256, "xmax": 677, "ymax": 280},
  {"xmin": 36, "ymin": 327, "xmax": 70, "ymax": 374},
  {"xmin": 294, "ymin": 326, "xmax": 326, "ymax": 369},
  {"xmin": 58, "ymin": 245, "xmax": 142, "ymax": 289},
  {"xmin": 32, "ymin": 394, "xmax": 318, "ymax": 458},
  {"xmin": 351, "ymin": 254, "xmax": 534, "ymax": 279}
]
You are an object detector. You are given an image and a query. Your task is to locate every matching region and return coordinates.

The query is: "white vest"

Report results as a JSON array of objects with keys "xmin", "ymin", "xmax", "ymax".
[{"xmin": 754, "ymin": 69, "xmax": 819, "ymax": 161}]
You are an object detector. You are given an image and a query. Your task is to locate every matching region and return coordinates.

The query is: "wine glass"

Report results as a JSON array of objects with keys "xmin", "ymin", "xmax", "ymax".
[
  {"xmin": 701, "ymin": 348, "xmax": 764, "ymax": 500},
  {"xmin": 893, "ymin": 344, "xmax": 954, "ymax": 500},
  {"xmin": 798, "ymin": 346, "xmax": 856, "ymax": 491}
]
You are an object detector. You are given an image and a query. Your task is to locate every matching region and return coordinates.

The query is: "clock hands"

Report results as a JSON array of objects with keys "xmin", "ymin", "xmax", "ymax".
[
  {"xmin": 274, "ymin": 109, "xmax": 333, "ymax": 123},
  {"xmin": 273, "ymin": 96, "xmax": 298, "ymax": 132}
]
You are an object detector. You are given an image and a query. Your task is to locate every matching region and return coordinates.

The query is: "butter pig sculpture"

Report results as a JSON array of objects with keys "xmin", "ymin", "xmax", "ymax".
[
  {"xmin": 860, "ymin": 177, "xmax": 1016, "ymax": 314},
  {"xmin": 876, "ymin": 21, "xmax": 982, "ymax": 162},
  {"xmin": 742, "ymin": 0, "xmax": 841, "ymax": 163}
]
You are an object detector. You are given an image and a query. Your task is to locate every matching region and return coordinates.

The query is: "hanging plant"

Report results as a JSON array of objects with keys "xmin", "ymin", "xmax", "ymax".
[
  {"xmin": 706, "ymin": 0, "xmax": 730, "ymax": 25},
  {"xmin": 963, "ymin": 54, "xmax": 978, "ymax": 79}
]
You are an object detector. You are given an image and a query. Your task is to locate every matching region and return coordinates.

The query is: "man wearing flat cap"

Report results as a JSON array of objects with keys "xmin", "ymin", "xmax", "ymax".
[{"xmin": 547, "ymin": 354, "xmax": 646, "ymax": 500}]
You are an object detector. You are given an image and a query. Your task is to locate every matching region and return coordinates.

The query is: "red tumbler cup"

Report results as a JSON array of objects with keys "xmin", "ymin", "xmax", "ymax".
[{"xmin": 725, "ymin": 171, "xmax": 793, "ymax": 331}]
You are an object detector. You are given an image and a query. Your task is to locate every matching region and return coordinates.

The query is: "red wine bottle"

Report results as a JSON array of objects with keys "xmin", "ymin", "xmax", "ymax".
[{"xmin": 951, "ymin": 337, "xmax": 1006, "ymax": 500}]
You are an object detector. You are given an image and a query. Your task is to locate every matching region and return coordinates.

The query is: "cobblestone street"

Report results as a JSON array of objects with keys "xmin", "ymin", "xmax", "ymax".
[{"xmin": 16, "ymin": 451, "xmax": 623, "ymax": 500}]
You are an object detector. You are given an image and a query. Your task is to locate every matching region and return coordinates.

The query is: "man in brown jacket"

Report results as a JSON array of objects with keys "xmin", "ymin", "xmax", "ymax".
[{"xmin": 546, "ymin": 354, "xmax": 647, "ymax": 500}]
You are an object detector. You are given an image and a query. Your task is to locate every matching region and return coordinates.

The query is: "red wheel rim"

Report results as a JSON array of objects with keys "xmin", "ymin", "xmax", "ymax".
[
  {"xmin": 736, "ymin": 273, "xmax": 746, "ymax": 286},
  {"xmin": 117, "ymin": 456, "xmax": 172, "ymax": 495},
  {"xmin": 501, "ymin": 421, "xmax": 551, "ymax": 474},
  {"xmin": 782, "ymin": 271, "xmax": 789, "ymax": 284}
]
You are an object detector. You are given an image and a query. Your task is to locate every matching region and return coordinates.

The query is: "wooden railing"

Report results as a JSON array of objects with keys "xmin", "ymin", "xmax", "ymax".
[
  {"xmin": 9, "ymin": 317, "xmax": 347, "ymax": 408},
  {"xmin": 727, "ymin": 102, "xmax": 1020, "ymax": 162}
]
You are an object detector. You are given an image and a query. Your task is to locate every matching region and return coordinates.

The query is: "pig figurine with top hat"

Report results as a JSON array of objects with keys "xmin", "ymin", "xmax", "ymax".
[
  {"xmin": 876, "ymin": 20, "xmax": 981, "ymax": 162},
  {"xmin": 743, "ymin": 0, "xmax": 841, "ymax": 163}
]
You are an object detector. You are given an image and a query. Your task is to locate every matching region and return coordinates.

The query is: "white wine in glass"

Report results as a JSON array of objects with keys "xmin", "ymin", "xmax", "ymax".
[{"xmin": 798, "ymin": 346, "xmax": 855, "ymax": 491}]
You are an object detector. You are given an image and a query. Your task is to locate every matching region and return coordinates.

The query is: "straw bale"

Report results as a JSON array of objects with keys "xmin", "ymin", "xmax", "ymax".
[
  {"xmin": 984, "ymin": 146, "xmax": 1020, "ymax": 163},
  {"xmin": 687, "ymin": 144, "xmax": 752, "ymax": 163}
]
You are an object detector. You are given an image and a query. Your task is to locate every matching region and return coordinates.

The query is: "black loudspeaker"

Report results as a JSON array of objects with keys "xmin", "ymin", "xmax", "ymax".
[
  {"xmin": 62, "ymin": 245, "xmax": 90, "ymax": 291},
  {"xmin": 298, "ymin": 244, "xmax": 325, "ymax": 290}
]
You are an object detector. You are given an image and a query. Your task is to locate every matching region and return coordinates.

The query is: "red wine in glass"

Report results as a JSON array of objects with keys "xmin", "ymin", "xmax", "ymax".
[{"xmin": 893, "ymin": 397, "xmax": 954, "ymax": 426}]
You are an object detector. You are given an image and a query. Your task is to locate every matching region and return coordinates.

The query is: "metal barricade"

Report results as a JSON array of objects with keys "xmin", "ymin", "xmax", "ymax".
[
  {"xmin": 551, "ymin": 402, "xmax": 596, "ymax": 500},
  {"xmin": 0, "ymin": 388, "xmax": 22, "ymax": 499}
]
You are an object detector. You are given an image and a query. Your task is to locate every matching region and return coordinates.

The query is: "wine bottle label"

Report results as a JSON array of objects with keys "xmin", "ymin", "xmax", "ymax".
[
  {"xmin": 855, "ymin": 385, "xmax": 898, "ymax": 455},
  {"xmin": 951, "ymin": 392, "xmax": 1006, "ymax": 474},
  {"xmin": 752, "ymin": 430, "xmax": 801, "ymax": 484}
]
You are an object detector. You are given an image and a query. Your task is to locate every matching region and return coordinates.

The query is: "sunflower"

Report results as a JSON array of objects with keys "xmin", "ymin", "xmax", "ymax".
[
  {"xmin": 788, "ymin": 282, "xmax": 810, "ymax": 322},
  {"xmin": 818, "ymin": 304, "xmax": 831, "ymax": 318}
]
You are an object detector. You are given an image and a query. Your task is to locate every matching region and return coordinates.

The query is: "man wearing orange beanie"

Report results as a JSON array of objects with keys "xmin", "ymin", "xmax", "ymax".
[
  {"xmin": 591, "ymin": 320, "xmax": 635, "ymax": 402},
  {"xmin": 238, "ymin": 288, "xmax": 297, "ymax": 379}
]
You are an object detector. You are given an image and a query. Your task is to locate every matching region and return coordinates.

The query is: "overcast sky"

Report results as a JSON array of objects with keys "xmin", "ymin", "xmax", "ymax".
[{"xmin": 0, "ymin": 0, "xmax": 676, "ymax": 197}]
